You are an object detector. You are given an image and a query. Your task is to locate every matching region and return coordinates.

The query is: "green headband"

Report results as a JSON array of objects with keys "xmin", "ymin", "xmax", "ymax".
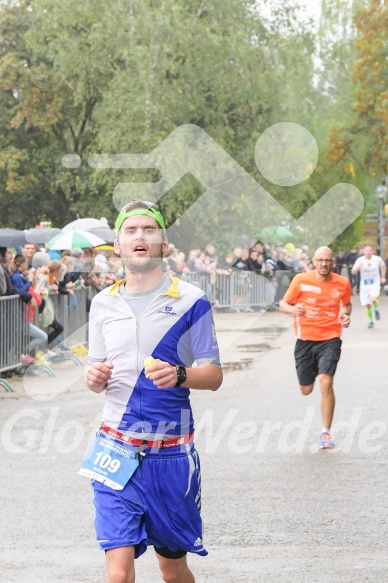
[{"xmin": 115, "ymin": 208, "xmax": 166, "ymax": 235}]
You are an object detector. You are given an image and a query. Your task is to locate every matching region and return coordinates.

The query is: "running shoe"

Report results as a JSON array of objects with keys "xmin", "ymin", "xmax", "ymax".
[
  {"xmin": 368, "ymin": 321, "xmax": 374, "ymax": 329},
  {"xmin": 375, "ymin": 310, "xmax": 381, "ymax": 321},
  {"xmin": 320, "ymin": 432, "xmax": 335, "ymax": 449}
]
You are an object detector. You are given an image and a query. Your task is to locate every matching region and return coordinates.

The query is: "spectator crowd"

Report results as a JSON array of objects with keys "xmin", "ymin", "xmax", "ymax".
[{"xmin": 0, "ymin": 237, "xmax": 387, "ymax": 379}]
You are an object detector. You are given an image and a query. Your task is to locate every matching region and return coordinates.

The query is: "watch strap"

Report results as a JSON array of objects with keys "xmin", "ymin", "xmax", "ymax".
[{"xmin": 174, "ymin": 365, "xmax": 187, "ymax": 387}]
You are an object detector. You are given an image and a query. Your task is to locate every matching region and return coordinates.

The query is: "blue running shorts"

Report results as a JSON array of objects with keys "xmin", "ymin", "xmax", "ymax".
[{"xmin": 92, "ymin": 443, "xmax": 207, "ymax": 558}]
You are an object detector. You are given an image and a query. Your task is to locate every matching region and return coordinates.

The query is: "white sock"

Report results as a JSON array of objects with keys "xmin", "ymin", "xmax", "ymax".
[{"xmin": 322, "ymin": 427, "xmax": 330, "ymax": 434}]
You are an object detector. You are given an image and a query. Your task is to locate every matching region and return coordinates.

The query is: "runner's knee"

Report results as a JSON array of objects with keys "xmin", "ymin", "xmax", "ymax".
[
  {"xmin": 161, "ymin": 570, "xmax": 193, "ymax": 583},
  {"xmin": 319, "ymin": 375, "xmax": 333, "ymax": 395},
  {"xmin": 300, "ymin": 384, "xmax": 314, "ymax": 395},
  {"xmin": 107, "ymin": 567, "xmax": 134, "ymax": 583},
  {"xmin": 157, "ymin": 554, "xmax": 193, "ymax": 583},
  {"xmin": 106, "ymin": 547, "xmax": 135, "ymax": 583}
]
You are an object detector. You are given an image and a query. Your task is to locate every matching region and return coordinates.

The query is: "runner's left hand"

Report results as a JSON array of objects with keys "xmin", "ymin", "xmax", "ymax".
[
  {"xmin": 339, "ymin": 313, "xmax": 351, "ymax": 328},
  {"xmin": 145, "ymin": 360, "xmax": 179, "ymax": 389}
]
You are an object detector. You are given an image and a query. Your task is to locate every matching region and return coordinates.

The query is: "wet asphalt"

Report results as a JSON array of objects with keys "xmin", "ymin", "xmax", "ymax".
[{"xmin": 0, "ymin": 296, "xmax": 387, "ymax": 582}]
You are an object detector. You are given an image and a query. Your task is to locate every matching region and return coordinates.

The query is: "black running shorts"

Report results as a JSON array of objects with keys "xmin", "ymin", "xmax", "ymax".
[{"xmin": 294, "ymin": 337, "xmax": 342, "ymax": 386}]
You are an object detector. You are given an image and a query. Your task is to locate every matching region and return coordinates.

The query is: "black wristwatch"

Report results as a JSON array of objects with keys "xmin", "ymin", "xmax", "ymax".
[{"xmin": 174, "ymin": 365, "xmax": 187, "ymax": 387}]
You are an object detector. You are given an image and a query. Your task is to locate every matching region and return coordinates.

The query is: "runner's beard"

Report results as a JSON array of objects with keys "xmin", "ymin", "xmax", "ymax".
[{"xmin": 122, "ymin": 255, "xmax": 162, "ymax": 274}]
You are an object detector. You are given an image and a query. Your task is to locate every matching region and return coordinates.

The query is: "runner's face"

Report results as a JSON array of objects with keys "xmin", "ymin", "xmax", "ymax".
[
  {"xmin": 312, "ymin": 251, "xmax": 334, "ymax": 276},
  {"xmin": 114, "ymin": 214, "xmax": 167, "ymax": 274},
  {"xmin": 364, "ymin": 246, "xmax": 373, "ymax": 259}
]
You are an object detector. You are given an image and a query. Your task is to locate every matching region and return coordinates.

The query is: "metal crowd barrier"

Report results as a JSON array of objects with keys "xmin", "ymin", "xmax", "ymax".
[
  {"xmin": 0, "ymin": 271, "xmax": 293, "ymax": 384},
  {"xmin": 182, "ymin": 270, "xmax": 293, "ymax": 310},
  {"xmin": 0, "ymin": 289, "xmax": 94, "ymax": 378},
  {"xmin": 0, "ymin": 295, "xmax": 30, "ymax": 376},
  {"xmin": 35, "ymin": 287, "xmax": 96, "ymax": 348},
  {"xmin": 49, "ymin": 288, "xmax": 85, "ymax": 345}
]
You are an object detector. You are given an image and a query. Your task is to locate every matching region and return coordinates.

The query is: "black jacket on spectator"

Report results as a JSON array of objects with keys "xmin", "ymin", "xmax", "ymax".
[{"xmin": 246, "ymin": 258, "xmax": 263, "ymax": 274}]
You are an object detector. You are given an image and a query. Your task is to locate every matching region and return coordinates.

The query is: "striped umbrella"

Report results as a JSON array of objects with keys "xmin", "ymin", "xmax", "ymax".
[{"xmin": 46, "ymin": 230, "xmax": 106, "ymax": 250}]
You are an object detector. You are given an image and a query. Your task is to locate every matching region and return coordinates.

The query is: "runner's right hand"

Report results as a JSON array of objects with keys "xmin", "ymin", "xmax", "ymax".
[
  {"xmin": 86, "ymin": 362, "xmax": 114, "ymax": 391},
  {"xmin": 293, "ymin": 303, "xmax": 305, "ymax": 317}
]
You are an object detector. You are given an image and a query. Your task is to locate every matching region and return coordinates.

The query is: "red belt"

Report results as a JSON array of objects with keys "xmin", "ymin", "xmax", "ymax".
[{"xmin": 100, "ymin": 424, "xmax": 194, "ymax": 449}]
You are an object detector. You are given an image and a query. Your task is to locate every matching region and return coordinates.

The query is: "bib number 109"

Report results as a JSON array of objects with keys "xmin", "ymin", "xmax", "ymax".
[
  {"xmin": 79, "ymin": 434, "xmax": 139, "ymax": 490},
  {"xmin": 94, "ymin": 452, "xmax": 121, "ymax": 473}
]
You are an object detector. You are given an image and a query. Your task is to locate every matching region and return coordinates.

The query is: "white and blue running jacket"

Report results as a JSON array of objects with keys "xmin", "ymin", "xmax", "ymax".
[{"xmin": 88, "ymin": 276, "xmax": 220, "ymax": 438}]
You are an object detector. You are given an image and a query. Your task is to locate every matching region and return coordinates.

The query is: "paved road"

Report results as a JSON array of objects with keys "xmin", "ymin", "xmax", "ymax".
[{"xmin": 1, "ymin": 297, "xmax": 387, "ymax": 582}]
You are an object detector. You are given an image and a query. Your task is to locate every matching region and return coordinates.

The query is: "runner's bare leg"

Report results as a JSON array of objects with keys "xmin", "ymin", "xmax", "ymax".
[
  {"xmin": 318, "ymin": 373, "xmax": 335, "ymax": 428},
  {"xmin": 156, "ymin": 553, "xmax": 195, "ymax": 583},
  {"xmin": 106, "ymin": 546, "xmax": 135, "ymax": 583}
]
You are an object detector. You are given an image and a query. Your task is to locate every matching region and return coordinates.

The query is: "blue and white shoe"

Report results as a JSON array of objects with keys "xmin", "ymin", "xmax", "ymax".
[
  {"xmin": 320, "ymin": 432, "xmax": 335, "ymax": 449},
  {"xmin": 375, "ymin": 310, "xmax": 381, "ymax": 321},
  {"xmin": 368, "ymin": 321, "xmax": 374, "ymax": 329}
]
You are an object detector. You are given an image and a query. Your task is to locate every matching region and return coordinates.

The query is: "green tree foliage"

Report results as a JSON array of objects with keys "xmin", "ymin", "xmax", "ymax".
[
  {"xmin": 0, "ymin": 0, "xmax": 368, "ymax": 253},
  {"xmin": 328, "ymin": 0, "xmax": 388, "ymax": 213},
  {"xmin": 0, "ymin": 0, "xmax": 114, "ymax": 226},
  {"xmin": 351, "ymin": 0, "xmax": 388, "ymax": 179},
  {"xmin": 306, "ymin": 0, "xmax": 367, "ymax": 250}
]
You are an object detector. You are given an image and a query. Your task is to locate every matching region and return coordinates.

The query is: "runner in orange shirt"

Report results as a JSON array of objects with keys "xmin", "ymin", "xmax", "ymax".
[{"xmin": 279, "ymin": 246, "xmax": 352, "ymax": 449}]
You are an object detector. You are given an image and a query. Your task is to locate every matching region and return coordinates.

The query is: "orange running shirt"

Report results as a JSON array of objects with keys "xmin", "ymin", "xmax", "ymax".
[{"xmin": 282, "ymin": 270, "xmax": 352, "ymax": 341}]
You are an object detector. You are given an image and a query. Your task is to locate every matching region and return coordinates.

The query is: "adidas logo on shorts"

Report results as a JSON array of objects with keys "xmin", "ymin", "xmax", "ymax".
[{"xmin": 194, "ymin": 537, "xmax": 202, "ymax": 547}]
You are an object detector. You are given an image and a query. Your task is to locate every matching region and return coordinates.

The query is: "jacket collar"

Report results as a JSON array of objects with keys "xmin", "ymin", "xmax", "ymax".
[{"xmin": 107, "ymin": 275, "xmax": 180, "ymax": 298}]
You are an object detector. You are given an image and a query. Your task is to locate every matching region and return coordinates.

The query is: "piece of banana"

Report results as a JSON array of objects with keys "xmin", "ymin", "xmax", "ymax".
[{"xmin": 144, "ymin": 356, "xmax": 156, "ymax": 377}]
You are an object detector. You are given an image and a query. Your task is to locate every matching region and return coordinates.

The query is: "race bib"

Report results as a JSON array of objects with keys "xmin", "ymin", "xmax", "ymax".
[
  {"xmin": 79, "ymin": 432, "xmax": 139, "ymax": 490},
  {"xmin": 364, "ymin": 278, "xmax": 374, "ymax": 285}
]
